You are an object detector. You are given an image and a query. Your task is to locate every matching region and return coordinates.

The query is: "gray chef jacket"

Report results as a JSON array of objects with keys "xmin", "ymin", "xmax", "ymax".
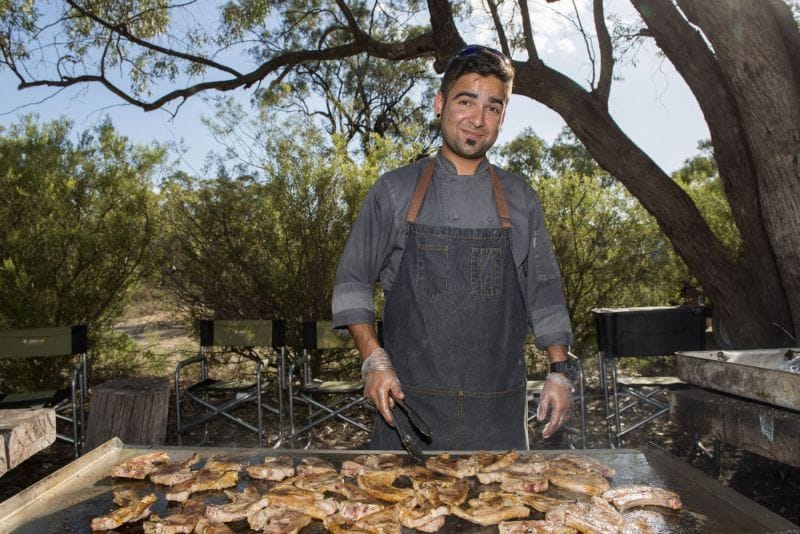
[{"xmin": 332, "ymin": 152, "xmax": 573, "ymax": 349}]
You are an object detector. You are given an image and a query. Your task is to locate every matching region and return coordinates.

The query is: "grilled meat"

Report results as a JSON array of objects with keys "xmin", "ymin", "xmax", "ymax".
[
  {"xmin": 547, "ymin": 472, "xmax": 610, "ymax": 496},
  {"xmin": 149, "ymin": 453, "xmax": 199, "ymax": 486},
  {"xmin": 204, "ymin": 455, "xmax": 247, "ymax": 473},
  {"xmin": 247, "ymin": 455, "xmax": 296, "ymax": 481},
  {"xmin": 519, "ymin": 493, "xmax": 575, "ymax": 513},
  {"xmin": 550, "ymin": 454, "xmax": 616, "ymax": 478},
  {"xmin": 165, "ymin": 469, "xmax": 238, "ymax": 502},
  {"xmin": 507, "ymin": 453, "xmax": 548, "ymax": 475},
  {"xmin": 601, "ymin": 485, "xmax": 682, "ymax": 512},
  {"xmin": 247, "ymin": 506, "xmax": 312, "ymax": 534},
  {"xmin": 500, "ymin": 473, "xmax": 549, "ymax": 495},
  {"xmin": 395, "ymin": 495, "xmax": 450, "ymax": 530},
  {"xmin": 451, "ymin": 497, "xmax": 530, "ymax": 525},
  {"xmin": 296, "ymin": 455, "xmax": 337, "ymax": 475},
  {"xmin": 194, "ymin": 518, "xmax": 235, "ymax": 534},
  {"xmin": 111, "ymin": 451, "xmax": 170, "ymax": 479},
  {"xmin": 336, "ymin": 499, "xmax": 390, "ymax": 522},
  {"xmin": 204, "ymin": 486, "xmax": 261, "ymax": 523},
  {"xmin": 142, "ymin": 498, "xmax": 205, "ymax": 533},
  {"xmin": 266, "ymin": 485, "xmax": 338, "ymax": 520},
  {"xmin": 341, "ymin": 453, "xmax": 404, "ymax": 477},
  {"xmin": 546, "ymin": 497, "xmax": 624, "ymax": 534},
  {"xmin": 90, "ymin": 492, "xmax": 157, "ymax": 531},
  {"xmin": 498, "ymin": 519, "xmax": 577, "ymax": 533},
  {"xmin": 426, "ymin": 452, "xmax": 477, "ymax": 479},
  {"xmin": 473, "ymin": 450, "xmax": 521, "ymax": 473},
  {"xmin": 353, "ymin": 506, "xmax": 402, "ymax": 534},
  {"xmin": 357, "ymin": 469, "xmax": 415, "ymax": 503}
]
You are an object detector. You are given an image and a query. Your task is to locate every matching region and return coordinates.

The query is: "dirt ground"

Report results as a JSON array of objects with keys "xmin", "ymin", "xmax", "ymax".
[{"xmin": 1, "ymin": 312, "xmax": 798, "ymax": 527}]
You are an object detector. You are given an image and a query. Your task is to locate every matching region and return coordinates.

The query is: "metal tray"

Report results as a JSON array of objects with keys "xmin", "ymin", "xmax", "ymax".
[
  {"xmin": 0, "ymin": 438, "xmax": 797, "ymax": 533},
  {"xmin": 676, "ymin": 348, "xmax": 800, "ymax": 410}
]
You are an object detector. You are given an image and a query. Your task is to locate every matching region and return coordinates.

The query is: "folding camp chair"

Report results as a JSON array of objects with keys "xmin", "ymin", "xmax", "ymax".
[
  {"xmin": 527, "ymin": 348, "xmax": 587, "ymax": 449},
  {"xmin": 0, "ymin": 325, "xmax": 89, "ymax": 457},
  {"xmin": 175, "ymin": 319, "xmax": 286, "ymax": 447},
  {"xmin": 285, "ymin": 321, "xmax": 372, "ymax": 447},
  {"xmin": 594, "ymin": 306, "xmax": 707, "ymax": 447}
]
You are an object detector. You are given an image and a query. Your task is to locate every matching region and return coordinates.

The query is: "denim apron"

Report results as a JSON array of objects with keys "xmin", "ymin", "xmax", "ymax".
[{"xmin": 372, "ymin": 159, "xmax": 529, "ymax": 451}]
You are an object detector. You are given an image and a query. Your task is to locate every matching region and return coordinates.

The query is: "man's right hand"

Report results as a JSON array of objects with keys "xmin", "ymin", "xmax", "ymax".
[{"xmin": 364, "ymin": 369, "xmax": 404, "ymax": 426}]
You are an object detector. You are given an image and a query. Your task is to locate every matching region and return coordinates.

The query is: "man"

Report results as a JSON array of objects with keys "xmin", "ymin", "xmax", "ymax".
[{"xmin": 332, "ymin": 45, "xmax": 574, "ymax": 450}]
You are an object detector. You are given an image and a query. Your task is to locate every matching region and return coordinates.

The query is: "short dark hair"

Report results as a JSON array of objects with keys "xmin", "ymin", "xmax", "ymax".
[{"xmin": 441, "ymin": 45, "xmax": 515, "ymax": 99}]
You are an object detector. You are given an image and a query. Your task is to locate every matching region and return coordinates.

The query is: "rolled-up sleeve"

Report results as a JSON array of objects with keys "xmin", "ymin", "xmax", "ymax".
[
  {"xmin": 525, "ymin": 192, "xmax": 574, "ymax": 349},
  {"xmin": 332, "ymin": 179, "xmax": 395, "ymax": 329}
]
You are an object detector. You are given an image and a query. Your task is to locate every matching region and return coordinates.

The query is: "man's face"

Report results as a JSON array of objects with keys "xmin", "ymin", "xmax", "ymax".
[{"xmin": 435, "ymin": 73, "xmax": 509, "ymax": 172}]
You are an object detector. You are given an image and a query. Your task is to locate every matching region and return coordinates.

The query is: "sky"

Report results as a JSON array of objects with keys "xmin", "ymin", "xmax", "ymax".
[{"xmin": 1, "ymin": 1, "xmax": 710, "ymax": 177}]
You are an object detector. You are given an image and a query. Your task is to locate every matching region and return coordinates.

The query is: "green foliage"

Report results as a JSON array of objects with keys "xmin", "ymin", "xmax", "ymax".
[
  {"xmin": 158, "ymin": 111, "xmax": 423, "ymax": 347},
  {"xmin": 0, "ymin": 115, "xmax": 167, "ymax": 389},
  {"xmin": 499, "ymin": 128, "xmax": 688, "ymax": 354}
]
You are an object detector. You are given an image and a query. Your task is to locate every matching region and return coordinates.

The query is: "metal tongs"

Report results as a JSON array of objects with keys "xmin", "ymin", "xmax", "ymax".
[{"xmin": 389, "ymin": 397, "xmax": 432, "ymax": 463}]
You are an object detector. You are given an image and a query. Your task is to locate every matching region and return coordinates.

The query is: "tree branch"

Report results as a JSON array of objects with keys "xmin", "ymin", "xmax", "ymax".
[
  {"xmin": 593, "ymin": 0, "xmax": 613, "ymax": 106},
  {"xmin": 517, "ymin": 0, "xmax": 541, "ymax": 63},
  {"xmin": 485, "ymin": 0, "xmax": 510, "ymax": 55}
]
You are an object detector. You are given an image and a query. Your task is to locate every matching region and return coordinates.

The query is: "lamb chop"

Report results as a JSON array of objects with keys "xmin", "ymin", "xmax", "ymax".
[
  {"xmin": 450, "ymin": 490, "xmax": 530, "ymax": 526},
  {"xmin": 352, "ymin": 506, "xmax": 403, "ymax": 534},
  {"xmin": 204, "ymin": 455, "xmax": 248, "ymax": 473},
  {"xmin": 204, "ymin": 486, "xmax": 262, "ymax": 523},
  {"xmin": 498, "ymin": 519, "xmax": 577, "ymax": 533},
  {"xmin": 90, "ymin": 491, "xmax": 157, "ymax": 531},
  {"xmin": 336, "ymin": 499, "xmax": 391, "ymax": 523},
  {"xmin": 111, "ymin": 451, "xmax": 170, "ymax": 479},
  {"xmin": 142, "ymin": 497, "xmax": 205, "ymax": 533},
  {"xmin": 341, "ymin": 453, "xmax": 404, "ymax": 477},
  {"xmin": 247, "ymin": 506, "xmax": 312, "ymax": 534},
  {"xmin": 519, "ymin": 493, "xmax": 576, "ymax": 513},
  {"xmin": 165, "ymin": 469, "xmax": 239, "ymax": 502},
  {"xmin": 296, "ymin": 455, "xmax": 337, "ymax": 475},
  {"xmin": 507, "ymin": 453, "xmax": 548, "ymax": 475},
  {"xmin": 194, "ymin": 518, "xmax": 235, "ymax": 534},
  {"xmin": 405, "ymin": 465, "xmax": 468, "ymax": 505},
  {"xmin": 425, "ymin": 452, "xmax": 477, "ymax": 478},
  {"xmin": 323, "ymin": 513, "xmax": 380, "ymax": 534},
  {"xmin": 266, "ymin": 485, "xmax": 338, "ymax": 519},
  {"xmin": 394, "ymin": 494, "xmax": 450, "ymax": 531},
  {"xmin": 546, "ymin": 497, "xmax": 624, "ymax": 534},
  {"xmin": 549, "ymin": 454, "xmax": 616, "ymax": 478},
  {"xmin": 500, "ymin": 473, "xmax": 549, "ymax": 495},
  {"xmin": 601, "ymin": 485, "xmax": 682, "ymax": 512},
  {"xmin": 472, "ymin": 450, "xmax": 521, "ymax": 473},
  {"xmin": 357, "ymin": 469, "xmax": 415, "ymax": 503},
  {"xmin": 149, "ymin": 453, "xmax": 199, "ymax": 486},
  {"xmin": 247, "ymin": 454, "xmax": 296, "ymax": 481},
  {"xmin": 547, "ymin": 471, "xmax": 610, "ymax": 496}
]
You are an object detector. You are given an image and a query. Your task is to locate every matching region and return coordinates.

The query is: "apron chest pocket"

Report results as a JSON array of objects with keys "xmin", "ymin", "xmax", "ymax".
[
  {"xmin": 471, "ymin": 246, "xmax": 502, "ymax": 297},
  {"xmin": 416, "ymin": 243, "xmax": 448, "ymax": 300}
]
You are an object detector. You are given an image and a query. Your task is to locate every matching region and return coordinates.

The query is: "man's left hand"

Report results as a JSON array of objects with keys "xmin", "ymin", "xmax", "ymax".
[{"xmin": 536, "ymin": 374, "xmax": 573, "ymax": 439}]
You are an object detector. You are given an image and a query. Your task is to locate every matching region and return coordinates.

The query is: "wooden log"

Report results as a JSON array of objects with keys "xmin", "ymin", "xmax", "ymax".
[
  {"xmin": 0, "ymin": 408, "xmax": 56, "ymax": 473},
  {"xmin": 671, "ymin": 387, "xmax": 800, "ymax": 467},
  {"xmin": 85, "ymin": 377, "xmax": 170, "ymax": 450}
]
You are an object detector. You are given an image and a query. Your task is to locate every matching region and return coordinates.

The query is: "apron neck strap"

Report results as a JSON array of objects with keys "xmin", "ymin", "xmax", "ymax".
[{"xmin": 406, "ymin": 158, "xmax": 512, "ymax": 229}]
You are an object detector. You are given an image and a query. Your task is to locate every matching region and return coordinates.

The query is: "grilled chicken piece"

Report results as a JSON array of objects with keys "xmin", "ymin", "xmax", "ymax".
[
  {"xmin": 166, "ymin": 469, "xmax": 239, "ymax": 502},
  {"xmin": 498, "ymin": 519, "xmax": 577, "ymax": 533},
  {"xmin": 194, "ymin": 518, "xmax": 235, "ymax": 533},
  {"xmin": 601, "ymin": 485, "xmax": 682, "ymax": 512},
  {"xmin": 357, "ymin": 469, "xmax": 414, "ymax": 503},
  {"xmin": 425, "ymin": 452, "xmax": 477, "ymax": 479},
  {"xmin": 111, "ymin": 451, "xmax": 170, "ymax": 479},
  {"xmin": 501, "ymin": 473, "xmax": 549, "ymax": 495},
  {"xmin": 143, "ymin": 498, "xmax": 205, "ymax": 533},
  {"xmin": 341, "ymin": 453, "xmax": 404, "ymax": 477},
  {"xmin": 266, "ymin": 485, "xmax": 338, "ymax": 520},
  {"xmin": 394, "ymin": 495, "xmax": 450, "ymax": 530},
  {"xmin": 547, "ymin": 497, "xmax": 624, "ymax": 534},
  {"xmin": 204, "ymin": 486, "xmax": 261, "ymax": 523},
  {"xmin": 204, "ymin": 455, "xmax": 247, "ymax": 473},
  {"xmin": 473, "ymin": 450, "xmax": 521, "ymax": 473},
  {"xmin": 247, "ymin": 455, "xmax": 296, "ymax": 481},
  {"xmin": 247, "ymin": 506, "xmax": 312, "ymax": 534},
  {"xmin": 90, "ymin": 492, "xmax": 157, "ymax": 531},
  {"xmin": 549, "ymin": 454, "xmax": 616, "ymax": 478},
  {"xmin": 296, "ymin": 455, "xmax": 337, "ymax": 475},
  {"xmin": 547, "ymin": 471, "xmax": 610, "ymax": 496},
  {"xmin": 149, "ymin": 453, "xmax": 200, "ymax": 486},
  {"xmin": 507, "ymin": 453, "xmax": 548, "ymax": 475}
]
